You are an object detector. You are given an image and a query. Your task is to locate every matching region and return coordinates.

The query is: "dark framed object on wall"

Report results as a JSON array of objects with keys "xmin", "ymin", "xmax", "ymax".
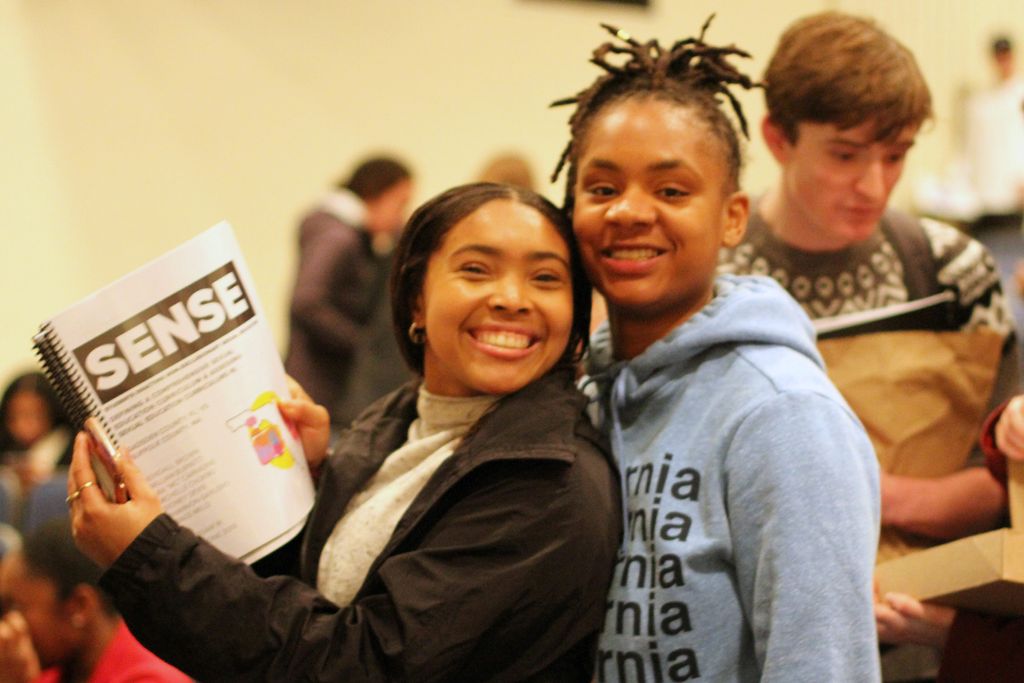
[{"xmin": 534, "ymin": 0, "xmax": 650, "ymax": 6}]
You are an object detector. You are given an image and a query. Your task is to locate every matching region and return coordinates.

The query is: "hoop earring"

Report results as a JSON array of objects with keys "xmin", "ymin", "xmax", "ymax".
[{"xmin": 408, "ymin": 323, "xmax": 426, "ymax": 345}]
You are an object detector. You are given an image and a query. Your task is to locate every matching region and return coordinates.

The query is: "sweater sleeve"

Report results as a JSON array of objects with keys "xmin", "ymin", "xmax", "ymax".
[
  {"xmin": 980, "ymin": 401, "xmax": 1010, "ymax": 486},
  {"xmin": 925, "ymin": 219, "xmax": 1020, "ymax": 469},
  {"xmin": 725, "ymin": 391, "xmax": 881, "ymax": 682},
  {"xmin": 100, "ymin": 457, "xmax": 617, "ymax": 683}
]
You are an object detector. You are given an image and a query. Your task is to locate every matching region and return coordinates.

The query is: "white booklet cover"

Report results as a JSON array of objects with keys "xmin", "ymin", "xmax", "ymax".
[{"xmin": 34, "ymin": 221, "xmax": 314, "ymax": 563}]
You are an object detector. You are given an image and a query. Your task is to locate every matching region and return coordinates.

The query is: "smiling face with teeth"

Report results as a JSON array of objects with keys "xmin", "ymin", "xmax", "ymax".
[
  {"xmin": 413, "ymin": 199, "xmax": 575, "ymax": 397},
  {"xmin": 572, "ymin": 97, "xmax": 749, "ymax": 358}
]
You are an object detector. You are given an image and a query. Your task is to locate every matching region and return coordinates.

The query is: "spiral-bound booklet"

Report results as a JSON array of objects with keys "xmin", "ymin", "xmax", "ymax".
[{"xmin": 33, "ymin": 221, "xmax": 315, "ymax": 564}]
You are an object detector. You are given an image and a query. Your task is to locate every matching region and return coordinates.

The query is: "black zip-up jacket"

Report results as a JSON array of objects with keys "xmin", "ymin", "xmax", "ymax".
[{"xmin": 100, "ymin": 370, "xmax": 620, "ymax": 682}]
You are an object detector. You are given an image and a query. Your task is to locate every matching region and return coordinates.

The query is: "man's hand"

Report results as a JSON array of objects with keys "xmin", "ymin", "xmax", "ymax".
[{"xmin": 875, "ymin": 589, "xmax": 955, "ymax": 648}]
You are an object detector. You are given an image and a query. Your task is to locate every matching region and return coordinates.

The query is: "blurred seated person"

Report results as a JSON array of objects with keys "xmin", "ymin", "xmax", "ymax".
[
  {"xmin": 0, "ymin": 373, "xmax": 72, "ymax": 498},
  {"xmin": 0, "ymin": 518, "xmax": 189, "ymax": 683}
]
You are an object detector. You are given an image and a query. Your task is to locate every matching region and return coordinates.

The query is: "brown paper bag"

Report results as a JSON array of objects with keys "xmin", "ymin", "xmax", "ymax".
[{"xmin": 818, "ymin": 329, "xmax": 1003, "ymax": 562}]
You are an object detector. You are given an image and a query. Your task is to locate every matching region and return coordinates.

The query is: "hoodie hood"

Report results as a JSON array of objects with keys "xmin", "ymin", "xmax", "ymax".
[
  {"xmin": 588, "ymin": 274, "xmax": 822, "ymax": 412},
  {"xmin": 319, "ymin": 188, "xmax": 368, "ymax": 228},
  {"xmin": 591, "ymin": 279, "xmax": 881, "ymax": 682}
]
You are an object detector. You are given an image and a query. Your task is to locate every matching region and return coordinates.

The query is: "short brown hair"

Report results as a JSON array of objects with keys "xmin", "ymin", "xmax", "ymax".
[
  {"xmin": 339, "ymin": 156, "xmax": 411, "ymax": 200},
  {"xmin": 764, "ymin": 11, "xmax": 932, "ymax": 142}
]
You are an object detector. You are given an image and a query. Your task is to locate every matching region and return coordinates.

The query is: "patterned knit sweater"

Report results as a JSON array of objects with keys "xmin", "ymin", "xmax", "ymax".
[{"xmin": 718, "ymin": 205, "xmax": 1015, "ymax": 337}]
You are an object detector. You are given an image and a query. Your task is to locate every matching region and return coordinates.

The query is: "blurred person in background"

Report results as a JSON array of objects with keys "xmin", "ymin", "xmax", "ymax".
[
  {"xmin": 0, "ymin": 373, "xmax": 72, "ymax": 499},
  {"xmin": 965, "ymin": 35, "xmax": 1024, "ymax": 233},
  {"xmin": 284, "ymin": 156, "xmax": 415, "ymax": 430},
  {"xmin": 475, "ymin": 151, "xmax": 536, "ymax": 191},
  {"xmin": 0, "ymin": 518, "xmax": 189, "ymax": 683}
]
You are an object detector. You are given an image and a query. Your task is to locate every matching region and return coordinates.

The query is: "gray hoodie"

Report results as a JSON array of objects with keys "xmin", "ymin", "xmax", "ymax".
[{"xmin": 590, "ymin": 275, "xmax": 881, "ymax": 683}]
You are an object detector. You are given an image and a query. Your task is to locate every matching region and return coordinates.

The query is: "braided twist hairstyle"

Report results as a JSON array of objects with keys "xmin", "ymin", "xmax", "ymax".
[{"xmin": 551, "ymin": 16, "xmax": 760, "ymax": 212}]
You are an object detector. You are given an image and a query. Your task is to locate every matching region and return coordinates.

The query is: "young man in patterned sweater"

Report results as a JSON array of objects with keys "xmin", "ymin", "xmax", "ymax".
[{"xmin": 719, "ymin": 14, "xmax": 1019, "ymax": 676}]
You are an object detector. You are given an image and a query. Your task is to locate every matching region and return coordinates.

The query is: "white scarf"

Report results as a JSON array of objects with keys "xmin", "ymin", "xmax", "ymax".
[{"xmin": 316, "ymin": 388, "xmax": 497, "ymax": 606}]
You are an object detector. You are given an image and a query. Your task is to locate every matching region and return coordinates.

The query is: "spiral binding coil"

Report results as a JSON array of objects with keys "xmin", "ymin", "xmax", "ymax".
[{"xmin": 32, "ymin": 322, "xmax": 118, "ymax": 444}]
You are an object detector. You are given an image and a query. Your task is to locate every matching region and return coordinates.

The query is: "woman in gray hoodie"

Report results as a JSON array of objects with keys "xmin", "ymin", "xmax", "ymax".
[{"xmin": 552, "ymin": 21, "xmax": 882, "ymax": 682}]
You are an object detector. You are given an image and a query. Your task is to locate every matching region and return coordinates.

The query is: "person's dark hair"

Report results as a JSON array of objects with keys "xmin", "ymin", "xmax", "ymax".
[
  {"xmin": 0, "ymin": 371, "xmax": 67, "ymax": 452},
  {"xmin": 21, "ymin": 518, "xmax": 116, "ymax": 614},
  {"xmin": 992, "ymin": 35, "xmax": 1013, "ymax": 56},
  {"xmin": 551, "ymin": 16, "xmax": 759, "ymax": 213},
  {"xmin": 764, "ymin": 11, "xmax": 933, "ymax": 143},
  {"xmin": 390, "ymin": 182, "xmax": 591, "ymax": 375},
  {"xmin": 339, "ymin": 157, "xmax": 412, "ymax": 201}
]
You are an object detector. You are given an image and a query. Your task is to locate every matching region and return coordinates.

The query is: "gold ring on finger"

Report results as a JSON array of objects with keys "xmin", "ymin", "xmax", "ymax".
[{"xmin": 65, "ymin": 480, "xmax": 96, "ymax": 505}]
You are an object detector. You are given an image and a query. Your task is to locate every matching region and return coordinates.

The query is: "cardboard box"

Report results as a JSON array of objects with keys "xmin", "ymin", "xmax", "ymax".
[{"xmin": 874, "ymin": 462, "xmax": 1024, "ymax": 616}]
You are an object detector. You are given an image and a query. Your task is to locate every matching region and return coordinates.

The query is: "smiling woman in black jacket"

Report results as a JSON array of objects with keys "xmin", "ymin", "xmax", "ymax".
[{"xmin": 62, "ymin": 183, "xmax": 620, "ymax": 683}]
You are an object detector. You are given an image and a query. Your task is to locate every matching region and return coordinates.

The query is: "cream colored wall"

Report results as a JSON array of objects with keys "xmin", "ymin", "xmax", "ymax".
[{"xmin": 2, "ymin": 0, "xmax": 1021, "ymax": 385}]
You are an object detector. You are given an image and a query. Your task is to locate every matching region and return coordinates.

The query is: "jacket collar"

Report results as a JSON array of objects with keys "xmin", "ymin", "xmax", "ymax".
[
  {"xmin": 349, "ymin": 368, "xmax": 589, "ymax": 468},
  {"xmin": 457, "ymin": 368, "xmax": 585, "ymax": 464},
  {"xmin": 301, "ymin": 369, "xmax": 598, "ymax": 585}
]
